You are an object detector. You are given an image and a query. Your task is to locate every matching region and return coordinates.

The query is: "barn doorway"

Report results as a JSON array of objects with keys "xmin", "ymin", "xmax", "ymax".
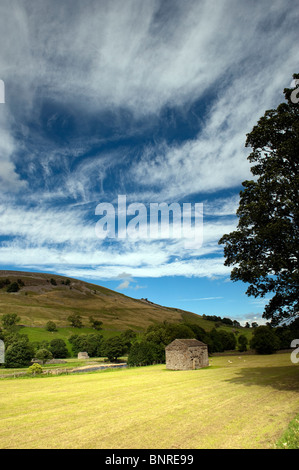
[{"xmin": 192, "ymin": 358, "xmax": 199, "ymax": 370}]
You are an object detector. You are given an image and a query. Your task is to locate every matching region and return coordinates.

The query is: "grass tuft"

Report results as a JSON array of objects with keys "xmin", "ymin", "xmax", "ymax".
[{"xmin": 276, "ymin": 414, "xmax": 299, "ymax": 449}]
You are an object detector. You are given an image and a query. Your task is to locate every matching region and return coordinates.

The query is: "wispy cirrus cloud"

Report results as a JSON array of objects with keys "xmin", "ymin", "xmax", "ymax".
[{"xmin": 0, "ymin": 0, "xmax": 297, "ymax": 299}]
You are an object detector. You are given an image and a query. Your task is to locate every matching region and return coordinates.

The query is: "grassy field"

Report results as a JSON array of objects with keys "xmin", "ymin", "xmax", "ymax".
[
  {"xmin": 0, "ymin": 353, "xmax": 298, "ymax": 449},
  {"xmin": 17, "ymin": 325, "xmax": 124, "ymax": 356},
  {"xmin": 276, "ymin": 412, "xmax": 299, "ymax": 449}
]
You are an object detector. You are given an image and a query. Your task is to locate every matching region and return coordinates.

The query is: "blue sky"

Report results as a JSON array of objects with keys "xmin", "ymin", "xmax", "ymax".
[{"xmin": 0, "ymin": 0, "xmax": 297, "ymax": 325}]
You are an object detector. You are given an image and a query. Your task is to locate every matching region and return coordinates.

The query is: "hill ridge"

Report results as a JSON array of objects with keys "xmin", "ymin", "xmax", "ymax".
[{"xmin": 0, "ymin": 270, "xmax": 202, "ymax": 331}]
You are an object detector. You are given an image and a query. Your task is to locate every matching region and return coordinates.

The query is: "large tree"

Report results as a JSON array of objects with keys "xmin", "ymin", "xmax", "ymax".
[{"xmin": 219, "ymin": 74, "xmax": 299, "ymax": 326}]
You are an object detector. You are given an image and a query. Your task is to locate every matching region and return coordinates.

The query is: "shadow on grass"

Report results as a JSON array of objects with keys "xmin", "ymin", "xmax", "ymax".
[{"xmin": 224, "ymin": 365, "xmax": 299, "ymax": 392}]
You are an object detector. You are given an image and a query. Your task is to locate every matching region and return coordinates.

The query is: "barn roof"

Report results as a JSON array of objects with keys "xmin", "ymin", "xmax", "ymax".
[{"xmin": 165, "ymin": 338, "xmax": 207, "ymax": 350}]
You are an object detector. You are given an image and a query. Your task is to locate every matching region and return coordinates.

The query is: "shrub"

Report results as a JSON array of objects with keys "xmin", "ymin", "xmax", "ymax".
[
  {"xmin": 49, "ymin": 339, "xmax": 68, "ymax": 358},
  {"xmin": 45, "ymin": 321, "xmax": 57, "ymax": 332},
  {"xmin": 250, "ymin": 326, "xmax": 280, "ymax": 354},
  {"xmin": 28, "ymin": 363, "xmax": 43, "ymax": 375},
  {"xmin": 35, "ymin": 348, "xmax": 53, "ymax": 364},
  {"xmin": 238, "ymin": 334, "xmax": 248, "ymax": 352},
  {"xmin": 103, "ymin": 336, "xmax": 127, "ymax": 362},
  {"xmin": 5, "ymin": 338, "xmax": 35, "ymax": 368},
  {"xmin": 1, "ymin": 313, "xmax": 20, "ymax": 330},
  {"xmin": 0, "ymin": 278, "xmax": 10, "ymax": 289},
  {"xmin": 89, "ymin": 316, "xmax": 103, "ymax": 330},
  {"xmin": 7, "ymin": 282, "xmax": 20, "ymax": 293},
  {"xmin": 69, "ymin": 334, "xmax": 103, "ymax": 357},
  {"xmin": 120, "ymin": 329, "xmax": 137, "ymax": 353},
  {"xmin": 67, "ymin": 314, "xmax": 83, "ymax": 328},
  {"xmin": 127, "ymin": 341, "xmax": 164, "ymax": 366}
]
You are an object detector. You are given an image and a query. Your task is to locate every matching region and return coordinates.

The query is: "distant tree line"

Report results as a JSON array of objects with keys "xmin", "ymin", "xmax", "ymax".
[
  {"xmin": 202, "ymin": 314, "xmax": 241, "ymax": 327},
  {"xmin": 127, "ymin": 322, "xmax": 239, "ymax": 366},
  {"xmin": 127, "ymin": 319, "xmax": 299, "ymax": 366},
  {"xmin": 1, "ymin": 312, "xmax": 298, "ymax": 368}
]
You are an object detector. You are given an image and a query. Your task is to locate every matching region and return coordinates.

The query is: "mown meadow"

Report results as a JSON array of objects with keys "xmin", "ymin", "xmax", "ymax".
[{"xmin": 0, "ymin": 353, "xmax": 298, "ymax": 449}]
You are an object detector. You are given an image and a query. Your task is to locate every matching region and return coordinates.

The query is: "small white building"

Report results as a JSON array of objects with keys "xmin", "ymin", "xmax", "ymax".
[{"xmin": 78, "ymin": 351, "xmax": 89, "ymax": 359}]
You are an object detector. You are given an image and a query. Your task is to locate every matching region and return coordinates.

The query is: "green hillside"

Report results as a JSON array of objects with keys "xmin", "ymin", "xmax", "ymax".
[
  {"xmin": 0, "ymin": 270, "xmax": 253, "ymax": 352},
  {"xmin": 0, "ymin": 270, "xmax": 207, "ymax": 331}
]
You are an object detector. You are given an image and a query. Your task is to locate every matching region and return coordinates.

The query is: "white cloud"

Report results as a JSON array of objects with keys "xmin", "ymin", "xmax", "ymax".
[
  {"xmin": 0, "ymin": 0, "xmax": 297, "ymax": 288},
  {"xmin": 0, "ymin": 0, "xmax": 297, "ymax": 203},
  {"xmin": 0, "ymin": 199, "xmax": 233, "ymax": 280},
  {"xmin": 1, "ymin": 1, "xmax": 297, "ymax": 118},
  {"xmin": 116, "ymin": 279, "xmax": 130, "ymax": 290},
  {"xmin": 204, "ymin": 196, "xmax": 240, "ymax": 217},
  {"xmin": 129, "ymin": 63, "xmax": 296, "ymax": 199},
  {"xmin": 0, "ymin": 111, "xmax": 26, "ymax": 192}
]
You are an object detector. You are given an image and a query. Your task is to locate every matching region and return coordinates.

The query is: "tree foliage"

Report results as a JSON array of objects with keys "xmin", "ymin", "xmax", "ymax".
[
  {"xmin": 45, "ymin": 320, "xmax": 57, "ymax": 332},
  {"xmin": 89, "ymin": 316, "xmax": 103, "ymax": 331},
  {"xmin": 250, "ymin": 326, "xmax": 280, "ymax": 354},
  {"xmin": 103, "ymin": 336, "xmax": 127, "ymax": 362},
  {"xmin": 49, "ymin": 339, "xmax": 68, "ymax": 358},
  {"xmin": 27, "ymin": 363, "xmax": 43, "ymax": 375},
  {"xmin": 67, "ymin": 314, "xmax": 83, "ymax": 328},
  {"xmin": 1, "ymin": 313, "xmax": 20, "ymax": 330},
  {"xmin": 35, "ymin": 348, "xmax": 53, "ymax": 364},
  {"xmin": 5, "ymin": 336, "xmax": 34, "ymax": 368},
  {"xmin": 219, "ymin": 74, "xmax": 299, "ymax": 325},
  {"xmin": 69, "ymin": 333, "xmax": 103, "ymax": 357},
  {"xmin": 6, "ymin": 282, "xmax": 20, "ymax": 293},
  {"xmin": 127, "ymin": 341, "xmax": 164, "ymax": 367},
  {"xmin": 238, "ymin": 334, "xmax": 248, "ymax": 352}
]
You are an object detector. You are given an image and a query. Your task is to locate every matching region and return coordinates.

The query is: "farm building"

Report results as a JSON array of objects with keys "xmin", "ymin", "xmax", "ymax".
[{"xmin": 165, "ymin": 338, "xmax": 209, "ymax": 370}]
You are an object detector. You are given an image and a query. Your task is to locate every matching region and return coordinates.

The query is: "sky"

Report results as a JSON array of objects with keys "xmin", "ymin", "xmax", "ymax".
[{"xmin": 0, "ymin": 0, "xmax": 297, "ymax": 326}]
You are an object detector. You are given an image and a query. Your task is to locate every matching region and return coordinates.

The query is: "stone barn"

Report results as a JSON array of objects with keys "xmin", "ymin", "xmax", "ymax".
[
  {"xmin": 165, "ymin": 339, "xmax": 209, "ymax": 370},
  {"xmin": 78, "ymin": 351, "xmax": 89, "ymax": 359}
]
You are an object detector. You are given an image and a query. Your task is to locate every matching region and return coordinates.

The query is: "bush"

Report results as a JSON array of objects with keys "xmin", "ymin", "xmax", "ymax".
[
  {"xmin": 5, "ymin": 338, "xmax": 35, "ymax": 368},
  {"xmin": 1, "ymin": 313, "xmax": 20, "ymax": 330},
  {"xmin": 67, "ymin": 314, "xmax": 83, "ymax": 328},
  {"xmin": 250, "ymin": 326, "xmax": 280, "ymax": 354},
  {"xmin": 144, "ymin": 322, "xmax": 195, "ymax": 347},
  {"xmin": 89, "ymin": 316, "xmax": 103, "ymax": 331},
  {"xmin": 49, "ymin": 339, "xmax": 68, "ymax": 358},
  {"xmin": 69, "ymin": 334, "xmax": 103, "ymax": 357},
  {"xmin": 45, "ymin": 321, "xmax": 57, "ymax": 332},
  {"xmin": 127, "ymin": 341, "xmax": 164, "ymax": 366},
  {"xmin": 7, "ymin": 282, "xmax": 19, "ymax": 293},
  {"xmin": 120, "ymin": 329, "xmax": 137, "ymax": 353},
  {"xmin": 238, "ymin": 334, "xmax": 248, "ymax": 352},
  {"xmin": 0, "ymin": 278, "xmax": 10, "ymax": 289},
  {"xmin": 28, "ymin": 363, "xmax": 43, "ymax": 375},
  {"xmin": 103, "ymin": 336, "xmax": 127, "ymax": 362},
  {"xmin": 217, "ymin": 330, "xmax": 237, "ymax": 351},
  {"xmin": 35, "ymin": 348, "xmax": 53, "ymax": 364}
]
